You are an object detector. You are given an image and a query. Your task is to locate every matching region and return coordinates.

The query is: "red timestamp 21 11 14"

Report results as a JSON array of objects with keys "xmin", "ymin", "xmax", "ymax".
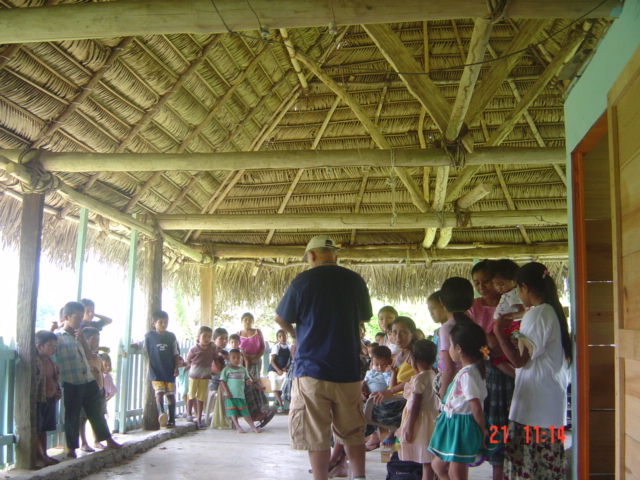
[{"xmin": 489, "ymin": 425, "xmax": 566, "ymax": 444}]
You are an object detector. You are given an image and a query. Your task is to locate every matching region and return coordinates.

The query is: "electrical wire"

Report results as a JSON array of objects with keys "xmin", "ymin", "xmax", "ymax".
[{"xmin": 208, "ymin": 0, "xmax": 608, "ymax": 77}]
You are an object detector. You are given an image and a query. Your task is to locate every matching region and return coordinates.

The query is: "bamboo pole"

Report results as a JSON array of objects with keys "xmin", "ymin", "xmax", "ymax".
[
  {"xmin": 0, "ymin": 147, "xmax": 566, "ymax": 173},
  {"xmin": 0, "ymin": 0, "xmax": 617, "ymax": 45},
  {"xmin": 206, "ymin": 243, "xmax": 568, "ymax": 260},
  {"xmin": 155, "ymin": 209, "xmax": 567, "ymax": 230},
  {"xmin": 0, "ymin": 158, "xmax": 210, "ymax": 264}
]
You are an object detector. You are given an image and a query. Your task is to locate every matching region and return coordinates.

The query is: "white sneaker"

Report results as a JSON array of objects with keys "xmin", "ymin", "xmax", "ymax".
[{"xmin": 158, "ymin": 412, "xmax": 168, "ymax": 427}]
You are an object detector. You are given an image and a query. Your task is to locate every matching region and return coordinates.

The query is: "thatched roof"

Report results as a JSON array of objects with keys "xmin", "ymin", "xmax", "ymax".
[{"xmin": 0, "ymin": 1, "xmax": 613, "ymax": 306}]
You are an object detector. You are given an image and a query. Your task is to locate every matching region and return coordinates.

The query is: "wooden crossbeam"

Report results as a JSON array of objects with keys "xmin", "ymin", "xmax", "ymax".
[
  {"xmin": 0, "ymin": 157, "xmax": 210, "ymax": 263},
  {"xmin": 362, "ymin": 23, "xmax": 452, "ymax": 136},
  {"xmin": 207, "ymin": 243, "xmax": 568, "ymax": 260},
  {"xmin": 0, "ymin": 0, "xmax": 618, "ymax": 45},
  {"xmin": 154, "ymin": 209, "xmax": 567, "ymax": 230},
  {"xmin": 445, "ymin": 18, "xmax": 493, "ymax": 141},
  {"xmin": 5, "ymin": 146, "xmax": 565, "ymax": 172}
]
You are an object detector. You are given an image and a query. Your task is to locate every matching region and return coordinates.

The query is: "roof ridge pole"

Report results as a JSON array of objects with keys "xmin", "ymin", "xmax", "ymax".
[{"xmin": 73, "ymin": 207, "xmax": 88, "ymax": 300}]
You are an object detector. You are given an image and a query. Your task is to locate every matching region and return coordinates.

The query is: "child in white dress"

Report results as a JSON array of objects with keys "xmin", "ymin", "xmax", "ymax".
[
  {"xmin": 429, "ymin": 321, "xmax": 501, "ymax": 480},
  {"xmin": 397, "ymin": 339, "xmax": 440, "ymax": 480}
]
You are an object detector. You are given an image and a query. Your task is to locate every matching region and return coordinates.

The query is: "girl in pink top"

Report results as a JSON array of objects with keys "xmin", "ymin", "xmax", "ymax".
[
  {"xmin": 467, "ymin": 260, "xmax": 513, "ymax": 480},
  {"xmin": 238, "ymin": 312, "xmax": 265, "ymax": 378}
]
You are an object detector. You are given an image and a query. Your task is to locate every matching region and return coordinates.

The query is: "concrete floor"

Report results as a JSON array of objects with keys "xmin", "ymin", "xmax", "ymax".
[{"xmin": 79, "ymin": 415, "xmax": 493, "ymax": 480}]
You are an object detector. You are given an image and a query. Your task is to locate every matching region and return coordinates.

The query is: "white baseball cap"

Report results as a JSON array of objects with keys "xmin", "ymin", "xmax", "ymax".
[{"xmin": 302, "ymin": 235, "xmax": 340, "ymax": 261}]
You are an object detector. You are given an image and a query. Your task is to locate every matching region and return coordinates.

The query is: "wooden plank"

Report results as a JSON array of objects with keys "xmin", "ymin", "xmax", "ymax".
[
  {"xmin": 622, "ymin": 251, "xmax": 640, "ymax": 330},
  {"xmin": 154, "ymin": 209, "xmax": 567, "ymax": 231},
  {"xmin": 589, "ymin": 346, "xmax": 615, "ymax": 409},
  {"xmin": 73, "ymin": 207, "xmax": 88, "ymax": 300},
  {"xmin": 587, "ymin": 282, "xmax": 614, "ymax": 345},
  {"xmin": 0, "ymin": 0, "xmax": 618, "ymax": 45},
  {"xmin": 14, "ymin": 193, "xmax": 44, "ymax": 469},
  {"xmin": 620, "ymin": 154, "xmax": 640, "ymax": 257},
  {"xmin": 615, "ymin": 75, "xmax": 640, "ymax": 169},
  {"xmin": 585, "ymin": 219, "xmax": 613, "ymax": 281},
  {"xmin": 620, "ymin": 331, "xmax": 640, "ymax": 363},
  {"xmin": 583, "ymin": 139, "xmax": 612, "ymax": 220},
  {"xmin": 625, "ymin": 359, "xmax": 640, "ymax": 402},
  {"xmin": 625, "ymin": 394, "xmax": 640, "ymax": 445},
  {"xmin": 625, "ymin": 434, "xmax": 640, "ymax": 480},
  {"xmin": 590, "ymin": 410, "xmax": 615, "ymax": 474}
]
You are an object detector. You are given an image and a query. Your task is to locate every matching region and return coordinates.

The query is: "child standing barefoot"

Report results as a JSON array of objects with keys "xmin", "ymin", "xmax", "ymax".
[
  {"xmin": 187, "ymin": 326, "xmax": 218, "ymax": 429},
  {"xmin": 220, "ymin": 349, "xmax": 261, "ymax": 434},
  {"xmin": 397, "ymin": 339, "xmax": 439, "ymax": 480},
  {"xmin": 429, "ymin": 321, "xmax": 499, "ymax": 480}
]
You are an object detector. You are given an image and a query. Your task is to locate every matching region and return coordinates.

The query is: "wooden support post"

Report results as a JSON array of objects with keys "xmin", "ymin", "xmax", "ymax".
[
  {"xmin": 15, "ymin": 193, "xmax": 44, "ymax": 470},
  {"xmin": 142, "ymin": 237, "xmax": 163, "ymax": 431},
  {"xmin": 73, "ymin": 207, "xmax": 88, "ymax": 300},
  {"xmin": 200, "ymin": 266, "xmax": 214, "ymax": 328},
  {"xmin": 116, "ymin": 227, "xmax": 138, "ymax": 433}
]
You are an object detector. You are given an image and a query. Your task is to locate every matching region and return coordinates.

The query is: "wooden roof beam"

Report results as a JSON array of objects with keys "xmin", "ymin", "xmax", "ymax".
[
  {"xmin": 445, "ymin": 18, "xmax": 493, "ymax": 142},
  {"xmin": 8, "ymin": 146, "xmax": 565, "ymax": 172},
  {"xmin": 464, "ymin": 19, "xmax": 549, "ymax": 127},
  {"xmin": 279, "ymin": 28, "xmax": 308, "ymax": 90},
  {"xmin": 155, "ymin": 209, "xmax": 567, "ymax": 230},
  {"xmin": 0, "ymin": 0, "xmax": 618, "ymax": 45},
  {"xmin": 362, "ymin": 23, "xmax": 452, "ymax": 137},
  {"xmin": 207, "ymin": 243, "xmax": 568, "ymax": 261},
  {"xmin": 296, "ymin": 51, "xmax": 431, "ymax": 213},
  {"xmin": 0, "ymin": 157, "xmax": 210, "ymax": 263}
]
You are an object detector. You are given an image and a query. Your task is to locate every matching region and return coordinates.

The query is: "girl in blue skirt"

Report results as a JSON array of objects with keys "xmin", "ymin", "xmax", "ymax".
[{"xmin": 429, "ymin": 321, "xmax": 498, "ymax": 480}]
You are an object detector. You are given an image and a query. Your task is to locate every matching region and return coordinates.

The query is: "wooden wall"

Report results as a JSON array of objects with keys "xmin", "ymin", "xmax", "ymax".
[
  {"xmin": 583, "ymin": 138, "xmax": 615, "ymax": 477},
  {"xmin": 608, "ymin": 43, "xmax": 640, "ymax": 480}
]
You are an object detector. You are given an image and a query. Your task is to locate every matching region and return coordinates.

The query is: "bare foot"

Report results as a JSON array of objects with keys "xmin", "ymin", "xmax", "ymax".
[
  {"xmin": 329, "ymin": 463, "xmax": 349, "ymax": 478},
  {"xmin": 44, "ymin": 456, "xmax": 60, "ymax": 465},
  {"xmin": 105, "ymin": 438, "xmax": 122, "ymax": 449},
  {"xmin": 80, "ymin": 445, "xmax": 95, "ymax": 453},
  {"xmin": 66, "ymin": 449, "xmax": 77, "ymax": 459},
  {"xmin": 93, "ymin": 442, "xmax": 105, "ymax": 449},
  {"xmin": 251, "ymin": 427, "xmax": 262, "ymax": 433},
  {"xmin": 236, "ymin": 427, "xmax": 246, "ymax": 434}
]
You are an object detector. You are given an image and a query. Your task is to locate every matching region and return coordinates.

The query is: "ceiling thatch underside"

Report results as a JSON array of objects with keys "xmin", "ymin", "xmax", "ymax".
[{"xmin": 0, "ymin": 1, "xmax": 613, "ymax": 305}]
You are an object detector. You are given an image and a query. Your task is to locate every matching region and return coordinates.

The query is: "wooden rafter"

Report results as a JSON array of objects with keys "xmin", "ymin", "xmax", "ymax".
[
  {"xmin": 0, "ymin": 157, "xmax": 209, "ymax": 263},
  {"xmin": 155, "ymin": 209, "xmax": 567, "ymax": 230},
  {"xmin": 279, "ymin": 28, "xmax": 308, "ymax": 90},
  {"xmin": 265, "ymin": 168, "xmax": 305, "ymax": 245},
  {"xmin": 463, "ymin": 19, "xmax": 549, "ymax": 126},
  {"xmin": 296, "ymin": 51, "xmax": 430, "ymax": 213},
  {"xmin": 362, "ymin": 23, "xmax": 452, "ymax": 136},
  {"xmin": 0, "ymin": 0, "xmax": 617, "ymax": 45},
  {"xmin": 445, "ymin": 17, "xmax": 493, "ymax": 142},
  {"xmin": 208, "ymin": 243, "xmax": 568, "ymax": 261},
  {"xmin": 495, "ymin": 165, "xmax": 532, "ymax": 244}
]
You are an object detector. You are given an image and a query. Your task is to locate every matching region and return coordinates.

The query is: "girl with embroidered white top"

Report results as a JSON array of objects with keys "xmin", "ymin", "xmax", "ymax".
[
  {"xmin": 493, "ymin": 262, "xmax": 571, "ymax": 480},
  {"xmin": 429, "ymin": 320, "xmax": 497, "ymax": 480}
]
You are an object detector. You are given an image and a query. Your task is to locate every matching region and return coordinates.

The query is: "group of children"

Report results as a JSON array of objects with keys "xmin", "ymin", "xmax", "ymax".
[
  {"xmin": 356, "ymin": 260, "xmax": 570, "ymax": 480},
  {"xmin": 147, "ymin": 313, "xmax": 292, "ymax": 433},
  {"xmin": 35, "ymin": 299, "xmax": 119, "ymax": 467}
]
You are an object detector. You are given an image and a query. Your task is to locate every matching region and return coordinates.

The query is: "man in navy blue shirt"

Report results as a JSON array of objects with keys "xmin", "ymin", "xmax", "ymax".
[{"xmin": 276, "ymin": 235, "xmax": 372, "ymax": 480}]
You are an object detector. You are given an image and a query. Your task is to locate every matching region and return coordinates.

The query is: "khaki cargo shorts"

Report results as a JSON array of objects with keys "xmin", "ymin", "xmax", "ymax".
[{"xmin": 289, "ymin": 376, "xmax": 366, "ymax": 451}]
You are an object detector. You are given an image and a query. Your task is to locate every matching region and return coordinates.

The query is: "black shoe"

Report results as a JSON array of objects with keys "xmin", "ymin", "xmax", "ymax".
[{"xmin": 166, "ymin": 421, "xmax": 175, "ymax": 428}]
